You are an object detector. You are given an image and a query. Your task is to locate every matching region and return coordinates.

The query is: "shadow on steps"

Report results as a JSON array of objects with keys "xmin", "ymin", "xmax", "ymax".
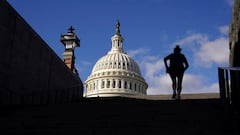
[{"xmin": 0, "ymin": 97, "xmax": 239, "ymax": 135}]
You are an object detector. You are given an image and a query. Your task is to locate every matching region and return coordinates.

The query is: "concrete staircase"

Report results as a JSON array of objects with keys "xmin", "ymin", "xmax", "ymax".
[{"xmin": 0, "ymin": 96, "xmax": 239, "ymax": 135}]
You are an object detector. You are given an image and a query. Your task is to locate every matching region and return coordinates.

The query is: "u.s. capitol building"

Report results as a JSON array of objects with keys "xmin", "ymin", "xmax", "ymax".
[{"xmin": 84, "ymin": 21, "xmax": 148, "ymax": 97}]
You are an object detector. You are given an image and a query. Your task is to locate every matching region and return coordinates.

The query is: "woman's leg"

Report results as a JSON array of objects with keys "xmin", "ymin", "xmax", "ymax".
[
  {"xmin": 176, "ymin": 73, "xmax": 184, "ymax": 99},
  {"xmin": 170, "ymin": 74, "xmax": 177, "ymax": 98}
]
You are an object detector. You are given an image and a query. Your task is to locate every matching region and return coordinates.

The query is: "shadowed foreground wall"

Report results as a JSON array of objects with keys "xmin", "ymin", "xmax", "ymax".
[{"xmin": 0, "ymin": 0, "xmax": 83, "ymax": 104}]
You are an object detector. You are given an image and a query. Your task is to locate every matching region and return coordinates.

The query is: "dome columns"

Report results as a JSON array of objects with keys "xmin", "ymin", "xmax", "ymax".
[
  {"xmin": 110, "ymin": 35, "xmax": 124, "ymax": 53},
  {"xmin": 85, "ymin": 76, "xmax": 147, "ymax": 97}
]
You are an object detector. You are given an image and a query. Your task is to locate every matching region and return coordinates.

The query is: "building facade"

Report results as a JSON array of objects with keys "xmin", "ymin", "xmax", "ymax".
[
  {"xmin": 229, "ymin": 0, "xmax": 240, "ymax": 67},
  {"xmin": 84, "ymin": 21, "xmax": 148, "ymax": 97},
  {"xmin": 228, "ymin": 0, "xmax": 240, "ymax": 110}
]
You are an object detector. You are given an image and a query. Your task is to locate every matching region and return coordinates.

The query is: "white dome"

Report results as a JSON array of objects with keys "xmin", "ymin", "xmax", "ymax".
[
  {"xmin": 84, "ymin": 21, "xmax": 148, "ymax": 97},
  {"xmin": 92, "ymin": 52, "xmax": 141, "ymax": 76}
]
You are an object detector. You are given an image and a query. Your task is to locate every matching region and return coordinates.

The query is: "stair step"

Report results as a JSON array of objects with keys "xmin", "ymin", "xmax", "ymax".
[{"xmin": 0, "ymin": 97, "xmax": 238, "ymax": 135}]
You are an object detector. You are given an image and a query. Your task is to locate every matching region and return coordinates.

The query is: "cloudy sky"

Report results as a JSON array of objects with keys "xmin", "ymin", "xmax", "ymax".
[{"xmin": 8, "ymin": 0, "xmax": 234, "ymax": 94}]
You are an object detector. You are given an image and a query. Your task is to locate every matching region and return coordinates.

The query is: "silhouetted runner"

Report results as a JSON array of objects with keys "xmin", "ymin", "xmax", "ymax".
[{"xmin": 164, "ymin": 45, "xmax": 189, "ymax": 100}]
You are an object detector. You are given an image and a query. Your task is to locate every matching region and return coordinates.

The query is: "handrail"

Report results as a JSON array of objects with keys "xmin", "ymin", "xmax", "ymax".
[
  {"xmin": 218, "ymin": 67, "xmax": 240, "ymax": 111},
  {"xmin": 219, "ymin": 67, "xmax": 240, "ymax": 71}
]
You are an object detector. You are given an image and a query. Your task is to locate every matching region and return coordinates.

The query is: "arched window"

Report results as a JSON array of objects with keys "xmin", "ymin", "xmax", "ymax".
[
  {"xmin": 124, "ymin": 81, "xmax": 128, "ymax": 89},
  {"xmin": 112, "ymin": 79, "xmax": 116, "ymax": 88},
  {"xmin": 118, "ymin": 80, "xmax": 121, "ymax": 88},
  {"xmin": 129, "ymin": 82, "xmax": 132, "ymax": 90},
  {"xmin": 107, "ymin": 79, "xmax": 110, "ymax": 88},
  {"xmin": 102, "ymin": 80, "xmax": 105, "ymax": 88}
]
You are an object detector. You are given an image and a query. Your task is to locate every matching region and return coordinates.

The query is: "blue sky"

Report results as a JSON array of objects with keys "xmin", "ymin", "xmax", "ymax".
[{"xmin": 8, "ymin": 0, "xmax": 233, "ymax": 94}]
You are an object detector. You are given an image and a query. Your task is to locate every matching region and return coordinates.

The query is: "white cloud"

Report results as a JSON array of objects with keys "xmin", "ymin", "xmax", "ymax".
[
  {"xmin": 146, "ymin": 74, "xmax": 171, "ymax": 95},
  {"xmin": 144, "ymin": 68, "xmax": 220, "ymax": 95},
  {"xmin": 137, "ymin": 55, "xmax": 169, "ymax": 94},
  {"xmin": 182, "ymin": 74, "xmax": 219, "ymax": 93},
  {"xmin": 143, "ymin": 62, "xmax": 219, "ymax": 95},
  {"xmin": 195, "ymin": 37, "xmax": 229, "ymax": 67},
  {"xmin": 175, "ymin": 33, "xmax": 208, "ymax": 47},
  {"xmin": 140, "ymin": 56, "xmax": 164, "ymax": 77},
  {"xmin": 174, "ymin": 27, "xmax": 229, "ymax": 68},
  {"xmin": 127, "ymin": 48, "xmax": 149, "ymax": 57}
]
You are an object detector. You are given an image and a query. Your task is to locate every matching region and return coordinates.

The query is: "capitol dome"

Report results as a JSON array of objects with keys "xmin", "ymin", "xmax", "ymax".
[{"xmin": 84, "ymin": 21, "xmax": 148, "ymax": 97}]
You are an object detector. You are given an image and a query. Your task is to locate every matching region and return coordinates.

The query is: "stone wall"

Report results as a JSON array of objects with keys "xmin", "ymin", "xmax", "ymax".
[{"xmin": 0, "ymin": 0, "xmax": 83, "ymax": 104}]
